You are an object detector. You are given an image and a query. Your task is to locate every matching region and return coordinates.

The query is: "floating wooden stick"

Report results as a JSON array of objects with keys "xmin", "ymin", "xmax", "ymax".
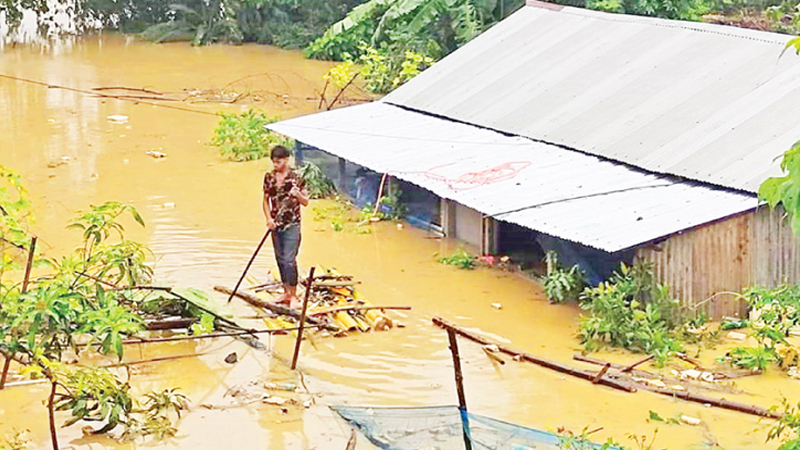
[
  {"xmin": 622, "ymin": 355, "xmax": 655, "ymax": 373},
  {"xmin": 633, "ymin": 383, "xmax": 782, "ymax": 419},
  {"xmin": 432, "ymin": 317, "xmax": 636, "ymax": 393},
  {"xmin": 291, "ymin": 267, "xmax": 316, "ymax": 370},
  {"xmin": 593, "ymin": 363, "xmax": 611, "ymax": 384}
]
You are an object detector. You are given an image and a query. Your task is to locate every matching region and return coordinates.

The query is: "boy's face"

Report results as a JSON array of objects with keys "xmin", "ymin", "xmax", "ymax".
[{"xmin": 272, "ymin": 156, "xmax": 290, "ymax": 171}]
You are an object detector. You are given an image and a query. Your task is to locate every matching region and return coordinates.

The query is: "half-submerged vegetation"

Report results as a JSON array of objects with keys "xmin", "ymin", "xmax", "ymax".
[{"xmin": 0, "ymin": 166, "xmax": 229, "ymax": 448}]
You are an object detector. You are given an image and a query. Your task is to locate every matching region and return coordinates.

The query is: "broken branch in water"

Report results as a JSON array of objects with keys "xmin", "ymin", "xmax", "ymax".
[
  {"xmin": 327, "ymin": 73, "xmax": 359, "ymax": 110},
  {"xmin": 432, "ymin": 317, "xmax": 636, "ymax": 393},
  {"xmin": 92, "ymin": 86, "xmax": 164, "ymax": 95}
]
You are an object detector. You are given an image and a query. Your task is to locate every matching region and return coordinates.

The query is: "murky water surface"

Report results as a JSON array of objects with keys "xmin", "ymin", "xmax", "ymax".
[{"xmin": 0, "ymin": 35, "xmax": 797, "ymax": 450}]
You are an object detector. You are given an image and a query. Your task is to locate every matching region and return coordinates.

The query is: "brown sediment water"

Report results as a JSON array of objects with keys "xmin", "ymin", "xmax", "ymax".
[{"xmin": 0, "ymin": 34, "xmax": 795, "ymax": 450}]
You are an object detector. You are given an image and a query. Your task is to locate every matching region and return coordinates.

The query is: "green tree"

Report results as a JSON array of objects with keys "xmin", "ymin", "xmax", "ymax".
[{"xmin": 306, "ymin": 0, "xmax": 524, "ymax": 61}]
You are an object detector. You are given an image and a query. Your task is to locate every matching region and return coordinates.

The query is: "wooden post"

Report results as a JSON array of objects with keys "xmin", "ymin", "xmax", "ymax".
[
  {"xmin": 48, "ymin": 381, "xmax": 59, "ymax": 450},
  {"xmin": 0, "ymin": 357, "xmax": 10, "ymax": 389},
  {"xmin": 446, "ymin": 328, "xmax": 473, "ymax": 450},
  {"xmin": 338, "ymin": 158, "xmax": 347, "ymax": 191},
  {"xmin": 291, "ymin": 266, "xmax": 316, "ymax": 370},
  {"xmin": 21, "ymin": 236, "xmax": 36, "ymax": 293}
]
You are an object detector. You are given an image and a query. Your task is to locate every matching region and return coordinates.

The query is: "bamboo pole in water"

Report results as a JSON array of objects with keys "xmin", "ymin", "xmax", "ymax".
[
  {"xmin": 432, "ymin": 317, "xmax": 637, "ymax": 393},
  {"xmin": 291, "ymin": 267, "xmax": 315, "ymax": 370},
  {"xmin": 446, "ymin": 328, "xmax": 473, "ymax": 450}
]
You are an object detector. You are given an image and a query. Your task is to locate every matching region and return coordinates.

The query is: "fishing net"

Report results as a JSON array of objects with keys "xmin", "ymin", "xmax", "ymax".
[{"xmin": 332, "ymin": 405, "xmax": 618, "ymax": 450}]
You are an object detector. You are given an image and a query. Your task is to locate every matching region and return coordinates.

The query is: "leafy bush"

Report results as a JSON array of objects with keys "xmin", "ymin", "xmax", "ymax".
[
  {"xmin": 744, "ymin": 285, "xmax": 800, "ymax": 335},
  {"xmin": 579, "ymin": 262, "xmax": 683, "ymax": 364},
  {"xmin": 139, "ymin": 2, "xmax": 243, "ymax": 45},
  {"xmin": 767, "ymin": 398, "xmax": 800, "ymax": 450},
  {"xmin": 211, "ymin": 110, "xmax": 294, "ymax": 162},
  {"xmin": 297, "ymin": 162, "xmax": 336, "ymax": 199},
  {"xmin": 584, "ymin": 0, "xmax": 710, "ymax": 19},
  {"xmin": 541, "ymin": 250, "xmax": 585, "ymax": 303},
  {"xmin": 305, "ymin": 0, "xmax": 524, "ymax": 61},
  {"xmin": 438, "ymin": 248, "xmax": 477, "ymax": 270},
  {"xmin": 727, "ymin": 345, "xmax": 778, "ymax": 371},
  {"xmin": 323, "ymin": 43, "xmax": 435, "ymax": 95}
]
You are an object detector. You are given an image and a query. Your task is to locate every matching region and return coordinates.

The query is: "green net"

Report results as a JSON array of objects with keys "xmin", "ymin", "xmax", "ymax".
[{"xmin": 332, "ymin": 405, "xmax": 619, "ymax": 450}]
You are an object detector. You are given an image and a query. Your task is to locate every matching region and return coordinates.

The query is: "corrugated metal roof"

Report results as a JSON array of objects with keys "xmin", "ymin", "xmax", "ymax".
[
  {"xmin": 268, "ymin": 102, "xmax": 757, "ymax": 252},
  {"xmin": 383, "ymin": 4, "xmax": 800, "ymax": 193}
]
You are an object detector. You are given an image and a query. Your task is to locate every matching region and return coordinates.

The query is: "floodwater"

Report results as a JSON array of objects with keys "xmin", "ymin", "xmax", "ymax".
[{"xmin": 0, "ymin": 34, "xmax": 798, "ymax": 450}]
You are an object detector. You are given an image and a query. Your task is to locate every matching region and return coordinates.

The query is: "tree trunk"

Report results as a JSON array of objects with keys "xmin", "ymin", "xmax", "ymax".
[{"xmin": 48, "ymin": 381, "xmax": 59, "ymax": 450}]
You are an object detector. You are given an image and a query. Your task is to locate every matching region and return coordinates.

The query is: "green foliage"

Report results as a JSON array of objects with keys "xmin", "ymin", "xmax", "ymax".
[
  {"xmin": 541, "ymin": 250, "xmax": 586, "ymax": 303},
  {"xmin": 648, "ymin": 410, "xmax": 682, "ymax": 424},
  {"xmin": 190, "ymin": 313, "xmax": 216, "ymax": 335},
  {"xmin": 359, "ymin": 43, "xmax": 435, "ymax": 93},
  {"xmin": 306, "ymin": 0, "xmax": 522, "ymax": 61},
  {"xmin": 297, "ymin": 162, "xmax": 336, "ymax": 199},
  {"xmin": 579, "ymin": 262, "xmax": 683, "ymax": 364},
  {"xmin": 556, "ymin": 426, "xmax": 627, "ymax": 450},
  {"xmin": 586, "ymin": 0, "xmax": 625, "ymax": 12},
  {"xmin": 768, "ymin": 398, "xmax": 800, "ymax": 450},
  {"xmin": 744, "ymin": 285, "xmax": 800, "ymax": 335},
  {"xmin": 53, "ymin": 365, "xmax": 136, "ymax": 433},
  {"xmin": 437, "ymin": 248, "xmax": 477, "ymax": 269},
  {"xmin": 48, "ymin": 364, "xmax": 187, "ymax": 439},
  {"xmin": 140, "ymin": 1, "xmax": 243, "ymax": 45},
  {"xmin": 584, "ymin": 0, "xmax": 709, "ymax": 19},
  {"xmin": 727, "ymin": 345, "xmax": 778, "ymax": 371},
  {"xmin": 768, "ymin": 2, "xmax": 800, "ymax": 34},
  {"xmin": 68, "ymin": 202, "xmax": 144, "ymax": 254},
  {"xmin": 787, "ymin": 36, "xmax": 800, "ymax": 55},
  {"xmin": 211, "ymin": 110, "xmax": 294, "ymax": 162},
  {"xmin": 759, "ymin": 141, "xmax": 800, "ymax": 233}
]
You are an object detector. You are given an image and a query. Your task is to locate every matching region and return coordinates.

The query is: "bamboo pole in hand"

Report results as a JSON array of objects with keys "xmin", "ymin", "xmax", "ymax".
[{"xmin": 227, "ymin": 230, "xmax": 271, "ymax": 304}]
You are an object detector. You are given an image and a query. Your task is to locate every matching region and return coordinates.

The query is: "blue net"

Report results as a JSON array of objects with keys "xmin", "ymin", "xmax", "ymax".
[{"xmin": 332, "ymin": 405, "xmax": 618, "ymax": 450}]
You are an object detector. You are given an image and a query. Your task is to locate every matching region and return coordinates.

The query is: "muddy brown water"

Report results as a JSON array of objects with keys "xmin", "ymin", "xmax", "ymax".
[{"xmin": 0, "ymin": 34, "xmax": 796, "ymax": 450}]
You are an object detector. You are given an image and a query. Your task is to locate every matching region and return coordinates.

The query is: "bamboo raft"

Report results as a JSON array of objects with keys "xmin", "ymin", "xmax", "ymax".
[{"xmin": 215, "ymin": 268, "xmax": 408, "ymax": 336}]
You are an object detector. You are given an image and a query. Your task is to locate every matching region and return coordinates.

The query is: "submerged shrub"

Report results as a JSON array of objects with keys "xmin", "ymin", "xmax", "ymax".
[
  {"xmin": 211, "ymin": 110, "xmax": 294, "ymax": 162},
  {"xmin": 578, "ymin": 262, "xmax": 684, "ymax": 364},
  {"xmin": 541, "ymin": 250, "xmax": 585, "ymax": 303},
  {"xmin": 297, "ymin": 162, "xmax": 336, "ymax": 199},
  {"xmin": 438, "ymin": 249, "xmax": 477, "ymax": 270}
]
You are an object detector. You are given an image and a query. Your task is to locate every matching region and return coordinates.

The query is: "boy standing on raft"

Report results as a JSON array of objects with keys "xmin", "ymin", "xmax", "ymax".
[{"xmin": 262, "ymin": 146, "xmax": 309, "ymax": 308}]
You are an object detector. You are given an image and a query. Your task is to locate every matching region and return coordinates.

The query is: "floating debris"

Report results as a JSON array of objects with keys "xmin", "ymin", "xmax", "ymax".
[
  {"xmin": 107, "ymin": 115, "xmax": 129, "ymax": 124},
  {"xmin": 146, "ymin": 150, "xmax": 167, "ymax": 158}
]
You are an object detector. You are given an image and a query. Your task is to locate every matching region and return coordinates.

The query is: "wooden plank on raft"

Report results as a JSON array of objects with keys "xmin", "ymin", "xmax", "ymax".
[
  {"xmin": 307, "ymin": 305, "xmax": 411, "ymax": 317},
  {"xmin": 214, "ymin": 285, "xmax": 338, "ymax": 332},
  {"xmin": 431, "ymin": 317, "xmax": 636, "ymax": 393}
]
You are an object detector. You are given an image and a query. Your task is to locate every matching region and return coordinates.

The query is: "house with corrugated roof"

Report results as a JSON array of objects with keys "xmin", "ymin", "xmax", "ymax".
[{"xmin": 269, "ymin": 0, "xmax": 800, "ymax": 318}]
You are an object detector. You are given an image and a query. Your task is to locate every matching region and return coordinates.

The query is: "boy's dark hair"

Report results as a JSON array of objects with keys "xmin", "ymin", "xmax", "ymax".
[{"xmin": 271, "ymin": 146, "xmax": 291, "ymax": 160}]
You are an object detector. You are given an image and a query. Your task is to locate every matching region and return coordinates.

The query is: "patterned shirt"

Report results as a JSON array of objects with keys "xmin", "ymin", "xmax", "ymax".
[{"xmin": 263, "ymin": 169, "xmax": 306, "ymax": 230}]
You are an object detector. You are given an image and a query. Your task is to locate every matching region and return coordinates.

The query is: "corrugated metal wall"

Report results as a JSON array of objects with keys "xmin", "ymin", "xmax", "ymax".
[
  {"xmin": 751, "ymin": 207, "xmax": 800, "ymax": 287},
  {"xmin": 637, "ymin": 208, "xmax": 800, "ymax": 319}
]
